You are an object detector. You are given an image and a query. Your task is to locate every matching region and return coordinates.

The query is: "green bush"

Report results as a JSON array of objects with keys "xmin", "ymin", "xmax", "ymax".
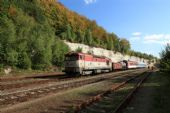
[
  {"xmin": 52, "ymin": 39, "xmax": 69, "ymax": 67},
  {"xmin": 160, "ymin": 44, "xmax": 170, "ymax": 72},
  {"xmin": 75, "ymin": 47, "xmax": 82, "ymax": 52},
  {"xmin": 18, "ymin": 52, "xmax": 31, "ymax": 69}
]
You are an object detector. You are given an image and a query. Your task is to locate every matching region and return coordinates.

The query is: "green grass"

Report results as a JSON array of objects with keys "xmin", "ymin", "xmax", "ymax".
[
  {"xmin": 0, "ymin": 68, "xmax": 61, "ymax": 77},
  {"xmin": 79, "ymin": 84, "xmax": 134, "ymax": 113},
  {"xmin": 152, "ymin": 71, "xmax": 170, "ymax": 113}
]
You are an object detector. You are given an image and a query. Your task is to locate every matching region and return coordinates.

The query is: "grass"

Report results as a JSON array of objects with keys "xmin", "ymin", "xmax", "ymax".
[
  {"xmin": 152, "ymin": 71, "xmax": 170, "ymax": 113},
  {"xmin": 77, "ymin": 71, "xmax": 170, "ymax": 113},
  {"xmin": 0, "ymin": 67, "xmax": 62, "ymax": 77},
  {"xmin": 79, "ymin": 84, "xmax": 134, "ymax": 113},
  {"xmin": 63, "ymin": 81, "xmax": 114, "ymax": 113}
]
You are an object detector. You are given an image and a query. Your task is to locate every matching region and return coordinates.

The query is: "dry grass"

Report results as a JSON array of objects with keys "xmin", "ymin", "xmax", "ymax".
[{"xmin": 152, "ymin": 72, "xmax": 170, "ymax": 113}]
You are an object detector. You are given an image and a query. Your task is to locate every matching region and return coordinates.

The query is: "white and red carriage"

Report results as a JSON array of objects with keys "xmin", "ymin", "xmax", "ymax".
[
  {"xmin": 64, "ymin": 52, "xmax": 112, "ymax": 75},
  {"xmin": 123, "ymin": 60, "xmax": 138, "ymax": 69}
]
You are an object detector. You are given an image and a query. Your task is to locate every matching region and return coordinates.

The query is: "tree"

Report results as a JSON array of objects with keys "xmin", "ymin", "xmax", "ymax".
[
  {"xmin": 106, "ymin": 36, "xmax": 113, "ymax": 50},
  {"xmin": 29, "ymin": 24, "xmax": 54, "ymax": 70},
  {"xmin": 0, "ymin": 16, "xmax": 17, "ymax": 66},
  {"xmin": 113, "ymin": 38, "xmax": 120, "ymax": 52},
  {"xmin": 76, "ymin": 30, "xmax": 85, "ymax": 43},
  {"xmin": 66, "ymin": 24, "xmax": 72, "ymax": 42},
  {"xmin": 119, "ymin": 38, "xmax": 131, "ymax": 54},
  {"xmin": 52, "ymin": 39, "xmax": 69, "ymax": 67},
  {"xmin": 75, "ymin": 47, "xmax": 82, "ymax": 52},
  {"xmin": 6, "ymin": 48, "xmax": 18, "ymax": 66},
  {"xmin": 160, "ymin": 44, "xmax": 170, "ymax": 72},
  {"xmin": 85, "ymin": 29, "xmax": 93, "ymax": 46},
  {"xmin": 18, "ymin": 52, "xmax": 31, "ymax": 69}
]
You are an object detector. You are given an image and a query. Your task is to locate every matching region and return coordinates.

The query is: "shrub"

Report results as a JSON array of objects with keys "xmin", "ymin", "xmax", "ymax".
[
  {"xmin": 75, "ymin": 47, "xmax": 82, "ymax": 52},
  {"xmin": 160, "ymin": 44, "xmax": 170, "ymax": 72}
]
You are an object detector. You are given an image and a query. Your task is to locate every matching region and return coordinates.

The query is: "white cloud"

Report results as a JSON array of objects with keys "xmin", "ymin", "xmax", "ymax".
[
  {"xmin": 84, "ymin": 0, "xmax": 97, "ymax": 4},
  {"xmin": 130, "ymin": 37, "xmax": 141, "ymax": 41},
  {"xmin": 143, "ymin": 34, "xmax": 170, "ymax": 45},
  {"xmin": 144, "ymin": 34, "xmax": 163, "ymax": 41},
  {"xmin": 130, "ymin": 33, "xmax": 170, "ymax": 45},
  {"xmin": 132, "ymin": 32, "xmax": 142, "ymax": 36}
]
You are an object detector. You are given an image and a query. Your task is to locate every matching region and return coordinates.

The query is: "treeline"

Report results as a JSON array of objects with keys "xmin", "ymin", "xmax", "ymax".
[
  {"xmin": 40, "ymin": 0, "xmax": 156, "ymax": 59},
  {"xmin": 128, "ymin": 50, "xmax": 156, "ymax": 61},
  {"xmin": 0, "ymin": 0, "xmax": 156, "ymax": 70},
  {"xmin": 160, "ymin": 44, "xmax": 170, "ymax": 72},
  {"xmin": 39, "ymin": 0, "xmax": 131, "ymax": 54},
  {"xmin": 0, "ymin": 0, "xmax": 69, "ymax": 70}
]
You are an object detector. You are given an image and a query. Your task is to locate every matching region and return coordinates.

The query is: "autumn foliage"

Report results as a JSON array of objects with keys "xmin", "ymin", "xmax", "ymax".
[{"xmin": 0, "ymin": 0, "xmax": 156, "ymax": 70}]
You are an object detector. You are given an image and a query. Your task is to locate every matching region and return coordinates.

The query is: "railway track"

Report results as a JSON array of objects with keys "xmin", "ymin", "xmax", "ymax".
[
  {"xmin": 71, "ymin": 70, "xmax": 152, "ymax": 113},
  {"xmin": 0, "ymin": 69, "xmax": 145, "ymax": 91},
  {"xmin": 0, "ymin": 76, "xmax": 68, "ymax": 91},
  {"xmin": 0, "ymin": 72, "xmax": 64, "ymax": 82},
  {"xmin": 0, "ymin": 69, "xmax": 147, "ymax": 108},
  {"xmin": 0, "ymin": 73, "xmax": 67, "ymax": 91},
  {"xmin": 112, "ymin": 71, "xmax": 151, "ymax": 113}
]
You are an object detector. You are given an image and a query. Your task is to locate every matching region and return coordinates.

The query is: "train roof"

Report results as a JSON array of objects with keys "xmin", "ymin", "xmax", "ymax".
[
  {"xmin": 65, "ymin": 52, "xmax": 111, "ymax": 60},
  {"xmin": 65, "ymin": 52, "xmax": 84, "ymax": 56}
]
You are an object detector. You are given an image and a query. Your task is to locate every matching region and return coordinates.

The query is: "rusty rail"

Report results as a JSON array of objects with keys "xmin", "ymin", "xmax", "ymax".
[
  {"xmin": 73, "ymin": 71, "xmax": 148, "ymax": 113},
  {"xmin": 112, "ymin": 71, "xmax": 151, "ymax": 113},
  {"xmin": 0, "ymin": 69, "xmax": 146, "ymax": 108}
]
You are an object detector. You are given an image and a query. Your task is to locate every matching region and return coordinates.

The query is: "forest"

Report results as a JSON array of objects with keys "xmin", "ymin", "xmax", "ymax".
[{"xmin": 0, "ymin": 0, "xmax": 156, "ymax": 70}]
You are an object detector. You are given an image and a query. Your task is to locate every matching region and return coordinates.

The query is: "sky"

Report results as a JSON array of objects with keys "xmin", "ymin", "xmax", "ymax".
[{"xmin": 59, "ymin": 0, "xmax": 170, "ymax": 58}]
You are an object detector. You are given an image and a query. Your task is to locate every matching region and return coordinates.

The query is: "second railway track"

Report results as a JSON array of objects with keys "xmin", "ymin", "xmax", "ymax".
[
  {"xmin": 0, "ymin": 69, "xmax": 147, "ymax": 109},
  {"xmin": 0, "ymin": 69, "xmax": 145, "ymax": 91},
  {"xmin": 72, "ymin": 70, "xmax": 152, "ymax": 113}
]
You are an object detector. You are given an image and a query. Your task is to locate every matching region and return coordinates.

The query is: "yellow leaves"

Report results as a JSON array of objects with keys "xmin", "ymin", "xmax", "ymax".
[
  {"xmin": 8, "ymin": 5, "xmax": 17, "ymax": 17},
  {"xmin": 38, "ymin": 0, "xmax": 118, "ymax": 43},
  {"xmin": 40, "ymin": 0, "xmax": 56, "ymax": 11}
]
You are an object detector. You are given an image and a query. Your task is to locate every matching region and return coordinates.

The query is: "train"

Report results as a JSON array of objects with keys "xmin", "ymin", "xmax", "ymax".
[{"xmin": 64, "ymin": 52, "xmax": 147, "ymax": 75}]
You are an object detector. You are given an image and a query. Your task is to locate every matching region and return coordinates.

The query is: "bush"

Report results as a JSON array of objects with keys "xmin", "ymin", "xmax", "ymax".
[
  {"xmin": 18, "ymin": 52, "xmax": 31, "ymax": 69},
  {"xmin": 160, "ymin": 44, "xmax": 170, "ymax": 72},
  {"xmin": 75, "ymin": 47, "xmax": 82, "ymax": 52},
  {"xmin": 52, "ymin": 39, "xmax": 69, "ymax": 67}
]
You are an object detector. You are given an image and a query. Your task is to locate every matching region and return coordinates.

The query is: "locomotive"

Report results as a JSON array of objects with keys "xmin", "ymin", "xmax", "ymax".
[{"xmin": 64, "ymin": 52, "xmax": 147, "ymax": 75}]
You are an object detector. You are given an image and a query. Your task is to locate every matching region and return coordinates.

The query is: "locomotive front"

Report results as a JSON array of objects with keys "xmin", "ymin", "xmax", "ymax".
[{"xmin": 64, "ymin": 52, "xmax": 84, "ymax": 75}]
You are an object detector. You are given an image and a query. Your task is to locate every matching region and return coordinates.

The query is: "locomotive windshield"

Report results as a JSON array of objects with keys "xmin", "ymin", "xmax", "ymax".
[{"xmin": 65, "ymin": 55, "xmax": 79, "ymax": 61}]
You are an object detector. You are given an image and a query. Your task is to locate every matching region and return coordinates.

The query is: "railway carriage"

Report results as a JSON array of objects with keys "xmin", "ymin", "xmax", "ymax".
[
  {"xmin": 123, "ymin": 60, "xmax": 147, "ymax": 69},
  {"xmin": 137, "ymin": 62, "xmax": 147, "ymax": 68},
  {"xmin": 112, "ymin": 61, "xmax": 126, "ymax": 70},
  {"xmin": 123, "ymin": 60, "xmax": 138, "ymax": 69},
  {"xmin": 64, "ymin": 52, "xmax": 112, "ymax": 75}
]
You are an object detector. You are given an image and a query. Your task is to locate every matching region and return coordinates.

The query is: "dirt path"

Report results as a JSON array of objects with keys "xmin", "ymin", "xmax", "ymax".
[{"xmin": 123, "ymin": 71, "xmax": 159, "ymax": 113}]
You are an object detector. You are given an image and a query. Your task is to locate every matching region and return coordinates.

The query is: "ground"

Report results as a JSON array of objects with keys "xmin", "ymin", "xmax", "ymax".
[
  {"xmin": 123, "ymin": 71, "xmax": 170, "ymax": 113},
  {"xmin": 1, "ymin": 70, "xmax": 170, "ymax": 113},
  {"xmin": 0, "ymin": 81, "xmax": 114, "ymax": 113}
]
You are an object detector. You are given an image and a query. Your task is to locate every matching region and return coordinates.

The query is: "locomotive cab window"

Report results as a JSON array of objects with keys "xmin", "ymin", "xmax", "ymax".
[{"xmin": 65, "ymin": 55, "xmax": 79, "ymax": 61}]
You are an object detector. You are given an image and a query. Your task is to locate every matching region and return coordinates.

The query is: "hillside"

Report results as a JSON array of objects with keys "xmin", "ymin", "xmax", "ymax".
[{"xmin": 0, "ymin": 0, "xmax": 156, "ymax": 70}]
